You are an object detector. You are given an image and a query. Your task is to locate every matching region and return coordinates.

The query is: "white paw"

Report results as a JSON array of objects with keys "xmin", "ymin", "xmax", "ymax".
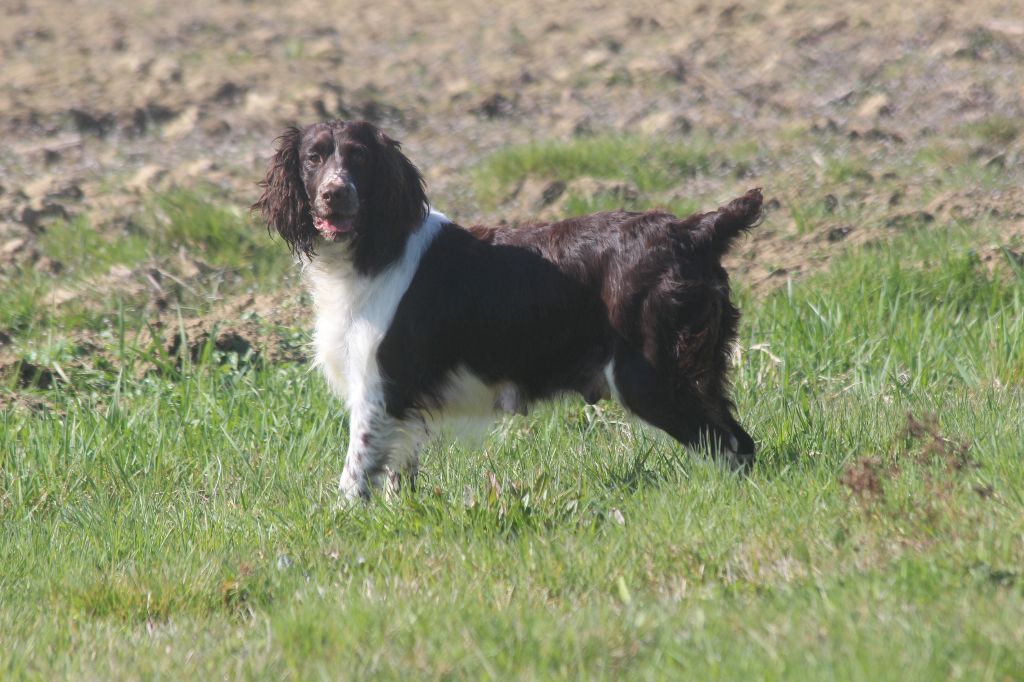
[{"xmin": 338, "ymin": 469, "xmax": 366, "ymax": 503}]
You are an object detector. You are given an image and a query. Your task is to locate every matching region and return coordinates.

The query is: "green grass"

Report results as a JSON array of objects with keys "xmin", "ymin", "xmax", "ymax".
[
  {"xmin": 38, "ymin": 215, "xmax": 151, "ymax": 275},
  {"xmin": 958, "ymin": 115, "xmax": 1021, "ymax": 147},
  {"xmin": 2, "ymin": 192, "xmax": 1023, "ymax": 678},
  {"xmin": 473, "ymin": 134, "xmax": 757, "ymax": 208},
  {"xmin": 0, "ymin": 190, "xmax": 289, "ymax": 343},
  {"xmin": 149, "ymin": 189, "xmax": 287, "ymax": 281},
  {"xmin": 470, "ymin": 134, "xmax": 765, "ymax": 223}
]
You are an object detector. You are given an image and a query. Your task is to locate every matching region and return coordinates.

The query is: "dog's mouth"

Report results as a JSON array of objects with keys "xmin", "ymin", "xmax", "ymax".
[{"xmin": 313, "ymin": 214, "xmax": 356, "ymax": 239}]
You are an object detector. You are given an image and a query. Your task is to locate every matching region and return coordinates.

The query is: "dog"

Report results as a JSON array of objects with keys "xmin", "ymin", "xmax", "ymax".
[{"xmin": 255, "ymin": 120, "xmax": 761, "ymax": 500}]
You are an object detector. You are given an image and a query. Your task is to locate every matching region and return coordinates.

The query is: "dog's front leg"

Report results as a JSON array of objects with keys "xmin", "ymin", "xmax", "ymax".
[{"xmin": 338, "ymin": 404, "xmax": 400, "ymax": 502}]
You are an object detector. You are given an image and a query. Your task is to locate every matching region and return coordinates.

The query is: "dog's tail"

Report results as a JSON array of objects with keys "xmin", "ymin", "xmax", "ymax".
[{"xmin": 679, "ymin": 188, "xmax": 763, "ymax": 258}]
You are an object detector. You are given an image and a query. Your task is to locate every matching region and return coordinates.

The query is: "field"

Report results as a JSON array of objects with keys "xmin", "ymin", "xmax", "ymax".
[{"xmin": 2, "ymin": 0, "xmax": 1024, "ymax": 679}]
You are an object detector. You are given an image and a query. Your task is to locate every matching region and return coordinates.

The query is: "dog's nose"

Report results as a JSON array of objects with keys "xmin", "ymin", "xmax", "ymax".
[{"xmin": 319, "ymin": 179, "xmax": 358, "ymax": 210}]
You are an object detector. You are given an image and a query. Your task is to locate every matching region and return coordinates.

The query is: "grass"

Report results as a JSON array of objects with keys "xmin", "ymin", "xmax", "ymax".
[
  {"xmin": 149, "ymin": 190, "xmax": 283, "ymax": 278},
  {"xmin": 472, "ymin": 134, "xmax": 757, "ymax": 209},
  {"xmin": 0, "ymin": 189, "xmax": 288, "ymax": 344},
  {"xmin": 958, "ymin": 115, "xmax": 1022, "ymax": 147},
  {"xmin": 2, "ymin": 136, "xmax": 1023, "ymax": 678},
  {"xmin": 470, "ymin": 134, "xmax": 764, "ymax": 222}
]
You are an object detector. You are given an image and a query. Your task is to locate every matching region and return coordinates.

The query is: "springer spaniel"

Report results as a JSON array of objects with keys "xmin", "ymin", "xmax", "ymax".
[{"xmin": 255, "ymin": 120, "xmax": 762, "ymax": 501}]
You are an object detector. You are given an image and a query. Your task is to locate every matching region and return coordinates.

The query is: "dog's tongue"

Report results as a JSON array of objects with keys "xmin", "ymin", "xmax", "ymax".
[{"xmin": 314, "ymin": 216, "xmax": 354, "ymax": 237}]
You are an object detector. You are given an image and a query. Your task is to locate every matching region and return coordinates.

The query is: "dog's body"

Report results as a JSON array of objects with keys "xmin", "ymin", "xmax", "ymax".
[{"xmin": 256, "ymin": 120, "xmax": 761, "ymax": 500}]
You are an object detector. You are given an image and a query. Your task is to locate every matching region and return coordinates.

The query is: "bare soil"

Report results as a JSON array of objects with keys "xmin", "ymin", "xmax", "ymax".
[{"xmin": 1, "ymin": 0, "xmax": 1022, "ymax": 385}]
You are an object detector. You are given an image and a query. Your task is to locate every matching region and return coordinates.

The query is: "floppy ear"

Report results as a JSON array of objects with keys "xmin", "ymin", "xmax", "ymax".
[
  {"xmin": 374, "ymin": 129, "xmax": 428, "ymax": 230},
  {"xmin": 352, "ymin": 129, "xmax": 429, "ymax": 274},
  {"xmin": 253, "ymin": 127, "xmax": 315, "ymax": 257}
]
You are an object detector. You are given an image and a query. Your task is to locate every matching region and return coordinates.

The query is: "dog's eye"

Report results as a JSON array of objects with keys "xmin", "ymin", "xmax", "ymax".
[{"xmin": 306, "ymin": 152, "xmax": 323, "ymax": 166}]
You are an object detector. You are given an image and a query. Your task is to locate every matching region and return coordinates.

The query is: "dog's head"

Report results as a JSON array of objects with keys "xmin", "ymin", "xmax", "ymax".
[{"xmin": 254, "ymin": 120, "xmax": 428, "ymax": 274}]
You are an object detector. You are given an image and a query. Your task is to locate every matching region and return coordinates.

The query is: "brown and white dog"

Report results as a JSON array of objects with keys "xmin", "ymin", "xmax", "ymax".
[{"xmin": 255, "ymin": 120, "xmax": 762, "ymax": 501}]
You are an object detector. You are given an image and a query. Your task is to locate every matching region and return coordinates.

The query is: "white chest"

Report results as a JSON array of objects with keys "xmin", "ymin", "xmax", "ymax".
[{"xmin": 304, "ymin": 212, "xmax": 445, "ymax": 409}]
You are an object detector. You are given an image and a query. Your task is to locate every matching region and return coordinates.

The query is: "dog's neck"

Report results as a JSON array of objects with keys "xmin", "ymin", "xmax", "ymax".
[{"xmin": 304, "ymin": 210, "xmax": 445, "ymax": 296}]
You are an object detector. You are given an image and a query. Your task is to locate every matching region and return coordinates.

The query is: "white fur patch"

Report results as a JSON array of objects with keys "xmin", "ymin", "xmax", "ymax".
[
  {"xmin": 603, "ymin": 361, "xmax": 622, "ymax": 404},
  {"xmin": 424, "ymin": 366, "xmax": 513, "ymax": 443},
  {"xmin": 306, "ymin": 210, "xmax": 446, "ymax": 411}
]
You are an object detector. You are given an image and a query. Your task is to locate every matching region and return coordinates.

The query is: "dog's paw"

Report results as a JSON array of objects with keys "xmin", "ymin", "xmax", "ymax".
[{"xmin": 338, "ymin": 470, "xmax": 370, "ymax": 504}]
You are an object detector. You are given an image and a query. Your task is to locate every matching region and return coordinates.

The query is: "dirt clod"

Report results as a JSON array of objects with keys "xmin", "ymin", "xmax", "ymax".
[
  {"xmin": 473, "ymin": 93, "xmax": 518, "ymax": 119},
  {"xmin": 841, "ymin": 457, "xmax": 884, "ymax": 502},
  {"xmin": 903, "ymin": 413, "xmax": 975, "ymax": 473},
  {"xmin": 886, "ymin": 211, "xmax": 935, "ymax": 231},
  {"xmin": 827, "ymin": 225, "xmax": 853, "ymax": 242},
  {"xmin": 0, "ymin": 359, "xmax": 57, "ymax": 390}
]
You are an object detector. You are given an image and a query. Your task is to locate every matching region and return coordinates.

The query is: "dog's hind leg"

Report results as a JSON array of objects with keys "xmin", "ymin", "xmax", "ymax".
[{"xmin": 384, "ymin": 421, "xmax": 427, "ymax": 500}]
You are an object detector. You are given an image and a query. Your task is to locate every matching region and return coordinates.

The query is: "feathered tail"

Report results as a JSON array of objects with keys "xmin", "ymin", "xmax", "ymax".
[{"xmin": 679, "ymin": 188, "xmax": 763, "ymax": 258}]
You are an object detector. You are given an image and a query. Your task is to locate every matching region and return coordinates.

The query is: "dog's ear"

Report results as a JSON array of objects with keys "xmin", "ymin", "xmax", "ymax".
[
  {"xmin": 253, "ymin": 127, "xmax": 315, "ymax": 257},
  {"xmin": 374, "ymin": 128, "xmax": 428, "ymax": 228},
  {"xmin": 352, "ymin": 128, "xmax": 429, "ymax": 273}
]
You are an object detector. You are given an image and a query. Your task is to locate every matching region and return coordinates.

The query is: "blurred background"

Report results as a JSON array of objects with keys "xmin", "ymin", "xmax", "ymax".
[{"xmin": 1, "ymin": 0, "xmax": 1022, "ymax": 391}]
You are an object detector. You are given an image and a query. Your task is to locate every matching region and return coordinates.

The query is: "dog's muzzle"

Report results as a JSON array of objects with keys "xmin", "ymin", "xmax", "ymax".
[{"xmin": 314, "ymin": 174, "xmax": 359, "ymax": 238}]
